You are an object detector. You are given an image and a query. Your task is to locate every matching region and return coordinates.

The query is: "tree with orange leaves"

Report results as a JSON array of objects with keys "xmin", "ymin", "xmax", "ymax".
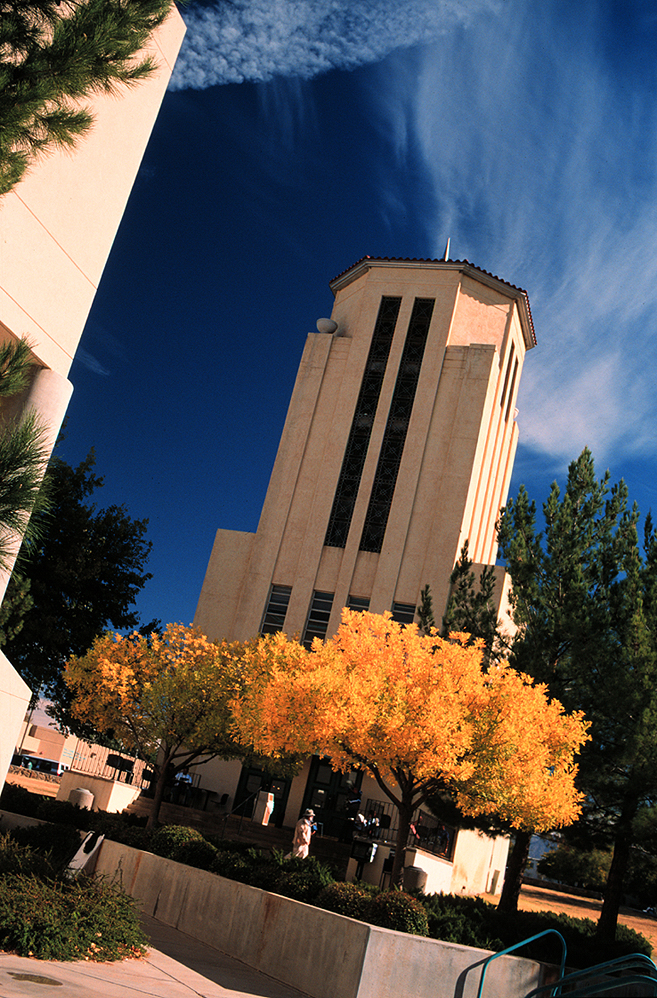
[
  {"xmin": 64, "ymin": 623, "xmax": 249, "ymax": 828},
  {"xmin": 232, "ymin": 610, "xmax": 589, "ymax": 885}
]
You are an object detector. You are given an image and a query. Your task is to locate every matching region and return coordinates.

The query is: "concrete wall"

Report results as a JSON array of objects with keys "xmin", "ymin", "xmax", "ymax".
[
  {"xmin": 0, "ymin": 651, "xmax": 31, "ymax": 791},
  {"xmin": 56, "ymin": 771, "xmax": 141, "ymax": 813},
  {"xmin": 0, "ymin": 8, "xmax": 185, "ymax": 802},
  {"xmin": 95, "ymin": 839, "xmax": 551, "ymax": 998}
]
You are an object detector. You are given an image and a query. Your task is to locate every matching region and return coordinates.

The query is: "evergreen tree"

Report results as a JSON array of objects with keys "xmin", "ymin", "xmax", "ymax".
[
  {"xmin": 1, "ymin": 448, "xmax": 155, "ymax": 727},
  {"xmin": 0, "ymin": 0, "xmax": 175, "ymax": 195},
  {"xmin": 496, "ymin": 449, "xmax": 657, "ymax": 943}
]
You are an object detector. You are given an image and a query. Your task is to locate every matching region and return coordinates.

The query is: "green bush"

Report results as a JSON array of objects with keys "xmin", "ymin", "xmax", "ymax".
[
  {"xmin": 315, "ymin": 880, "xmax": 379, "ymax": 920},
  {"xmin": 7, "ymin": 822, "xmax": 82, "ymax": 866},
  {"xmin": 418, "ymin": 893, "xmax": 652, "ymax": 968},
  {"xmin": 276, "ymin": 856, "xmax": 335, "ymax": 904},
  {"xmin": 421, "ymin": 892, "xmax": 503, "ymax": 950},
  {"xmin": 0, "ymin": 833, "xmax": 62, "ymax": 879},
  {"xmin": 0, "ymin": 873, "xmax": 146, "ymax": 960},
  {"xmin": 149, "ymin": 825, "xmax": 204, "ymax": 859},
  {"xmin": 369, "ymin": 890, "xmax": 429, "ymax": 936},
  {"xmin": 171, "ymin": 838, "xmax": 218, "ymax": 870}
]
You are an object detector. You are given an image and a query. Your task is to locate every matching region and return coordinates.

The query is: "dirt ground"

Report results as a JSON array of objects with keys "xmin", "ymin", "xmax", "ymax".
[{"xmin": 482, "ymin": 884, "xmax": 657, "ymax": 951}]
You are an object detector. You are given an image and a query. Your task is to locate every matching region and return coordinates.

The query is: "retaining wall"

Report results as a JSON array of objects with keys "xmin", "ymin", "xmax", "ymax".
[{"xmin": 95, "ymin": 840, "xmax": 552, "ymax": 998}]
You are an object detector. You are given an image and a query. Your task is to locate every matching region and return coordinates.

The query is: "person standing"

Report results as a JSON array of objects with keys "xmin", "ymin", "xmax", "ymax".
[{"xmin": 291, "ymin": 808, "xmax": 316, "ymax": 858}]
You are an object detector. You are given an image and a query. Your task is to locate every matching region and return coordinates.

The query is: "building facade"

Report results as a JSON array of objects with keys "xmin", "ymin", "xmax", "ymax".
[
  {"xmin": 192, "ymin": 256, "xmax": 535, "ymax": 893},
  {"xmin": 0, "ymin": 9, "xmax": 186, "ymax": 791},
  {"xmin": 196, "ymin": 255, "xmax": 535, "ymax": 645}
]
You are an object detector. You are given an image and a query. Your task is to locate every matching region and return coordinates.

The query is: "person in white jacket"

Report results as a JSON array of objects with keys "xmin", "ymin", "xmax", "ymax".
[{"xmin": 291, "ymin": 808, "xmax": 316, "ymax": 858}]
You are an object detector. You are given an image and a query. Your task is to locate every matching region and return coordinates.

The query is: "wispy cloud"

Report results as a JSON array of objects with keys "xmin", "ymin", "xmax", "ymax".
[
  {"xmin": 367, "ymin": 1, "xmax": 657, "ymax": 466},
  {"xmin": 74, "ymin": 348, "xmax": 111, "ymax": 377},
  {"xmin": 171, "ymin": 0, "xmax": 501, "ymax": 91}
]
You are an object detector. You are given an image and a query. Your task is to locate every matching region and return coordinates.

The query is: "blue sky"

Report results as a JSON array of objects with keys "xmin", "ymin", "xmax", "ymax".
[{"xmin": 58, "ymin": 0, "xmax": 657, "ymax": 629}]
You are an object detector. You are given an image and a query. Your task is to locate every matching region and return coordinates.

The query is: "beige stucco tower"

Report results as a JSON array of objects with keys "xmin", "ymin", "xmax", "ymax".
[{"xmin": 195, "ymin": 256, "xmax": 535, "ymax": 645}]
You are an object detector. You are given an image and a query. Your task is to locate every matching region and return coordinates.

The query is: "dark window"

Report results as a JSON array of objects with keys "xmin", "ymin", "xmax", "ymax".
[
  {"xmin": 505, "ymin": 359, "xmax": 519, "ymax": 422},
  {"xmin": 324, "ymin": 297, "xmax": 402, "ymax": 548},
  {"xmin": 500, "ymin": 341, "xmax": 515, "ymax": 409},
  {"xmin": 360, "ymin": 298, "xmax": 434, "ymax": 553},
  {"xmin": 391, "ymin": 601, "xmax": 416, "ymax": 625},
  {"xmin": 302, "ymin": 591, "xmax": 334, "ymax": 648},
  {"xmin": 260, "ymin": 584, "xmax": 292, "ymax": 635},
  {"xmin": 347, "ymin": 595, "xmax": 370, "ymax": 612}
]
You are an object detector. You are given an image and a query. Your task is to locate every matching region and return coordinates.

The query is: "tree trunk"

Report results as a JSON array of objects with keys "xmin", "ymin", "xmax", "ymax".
[
  {"xmin": 596, "ymin": 797, "xmax": 638, "ymax": 946},
  {"xmin": 146, "ymin": 764, "xmax": 168, "ymax": 831},
  {"xmin": 497, "ymin": 829, "xmax": 531, "ymax": 912},
  {"xmin": 391, "ymin": 795, "xmax": 415, "ymax": 888}
]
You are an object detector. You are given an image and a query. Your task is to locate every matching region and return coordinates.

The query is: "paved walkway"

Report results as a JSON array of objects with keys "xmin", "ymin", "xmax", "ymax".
[{"xmin": 0, "ymin": 915, "xmax": 309, "ymax": 998}]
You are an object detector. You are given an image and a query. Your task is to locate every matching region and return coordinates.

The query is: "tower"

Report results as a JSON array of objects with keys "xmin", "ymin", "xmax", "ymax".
[{"xmin": 195, "ymin": 256, "xmax": 535, "ymax": 645}]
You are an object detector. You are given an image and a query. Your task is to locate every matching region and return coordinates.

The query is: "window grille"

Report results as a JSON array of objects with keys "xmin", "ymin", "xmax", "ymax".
[
  {"xmin": 359, "ymin": 298, "xmax": 434, "ymax": 553},
  {"xmin": 324, "ymin": 297, "xmax": 402, "ymax": 548},
  {"xmin": 346, "ymin": 595, "xmax": 370, "ymax": 612},
  {"xmin": 302, "ymin": 591, "xmax": 334, "ymax": 648},
  {"xmin": 260, "ymin": 584, "xmax": 292, "ymax": 635},
  {"xmin": 391, "ymin": 601, "xmax": 416, "ymax": 625}
]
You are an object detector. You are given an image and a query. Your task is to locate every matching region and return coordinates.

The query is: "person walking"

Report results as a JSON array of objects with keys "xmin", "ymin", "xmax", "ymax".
[{"xmin": 291, "ymin": 808, "xmax": 316, "ymax": 858}]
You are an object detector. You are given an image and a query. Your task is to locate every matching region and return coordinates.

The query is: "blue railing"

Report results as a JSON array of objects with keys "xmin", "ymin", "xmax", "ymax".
[{"xmin": 475, "ymin": 929, "xmax": 567, "ymax": 998}]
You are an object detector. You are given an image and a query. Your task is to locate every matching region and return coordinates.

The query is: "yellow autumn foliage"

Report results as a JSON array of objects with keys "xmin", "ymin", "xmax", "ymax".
[{"xmin": 231, "ymin": 609, "xmax": 589, "ymax": 833}]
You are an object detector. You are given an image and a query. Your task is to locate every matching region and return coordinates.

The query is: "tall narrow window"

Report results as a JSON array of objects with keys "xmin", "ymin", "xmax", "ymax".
[
  {"xmin": 360, "ymin": 298, "xmax": 434, "ymax": 553},
  {"xmin": 504, "ymin": 359, "xmax": 519, "ymax": 422},
  {"xmin": 324, "ymin": 296, "xmax": 402, "ymax": 549},
  {"xmin": 391, "ymin": 601, "xmax": 416, "ymax": 625},
  {"xmin": 302, "ymin": 591, "xmax": 334, "ymax": 648},
  {"xmin": 500, "ymin": 341, "xmax": 515, "ymax": 409},
  {"xmin": 260, "ymin": 584, "xmax": 292, "ymax": 635}
]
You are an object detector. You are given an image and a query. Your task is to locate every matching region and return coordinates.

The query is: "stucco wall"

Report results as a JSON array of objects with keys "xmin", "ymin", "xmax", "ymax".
[
  {"xmin": 0, "ymin": 652, "xmax": 31, "ymax": 791},
  {"xmin": 56, "ymin": 771, "xmax": 141, "ymax": 813},
  {"xmin": 96, "ymin": 841, "xmax": 545, "ymax": 998},
  {"xmin": 95, "ymin": 839, "xmax": 550, "ymax": 998}
]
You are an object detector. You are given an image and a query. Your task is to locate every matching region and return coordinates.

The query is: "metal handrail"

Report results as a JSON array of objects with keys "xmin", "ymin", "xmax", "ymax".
[
  {"xmin": 523, "ymin": 952, "xmax": 657, "ymax": 998},
  {"xmin": 475, "ymin": 929, "xmax": 567, "ymax": 998},
  {"xmin": 219, "ymin": 790, "xmax": 261, "ymax": 839}
]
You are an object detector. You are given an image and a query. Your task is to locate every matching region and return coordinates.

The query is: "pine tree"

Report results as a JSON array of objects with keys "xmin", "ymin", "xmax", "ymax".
[
  {"xmin": 496, "ymin": 449, "xmax": 657, "ymax": 943},
  {"xmin": 0, "ymin": 0, "xmax": 175, "ymax": 195}
]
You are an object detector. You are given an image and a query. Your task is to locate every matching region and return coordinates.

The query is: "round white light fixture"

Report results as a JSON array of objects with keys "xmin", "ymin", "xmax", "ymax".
[{"xmin": 316, "ymin": 318, "xmax": 338, "ymax": 334}]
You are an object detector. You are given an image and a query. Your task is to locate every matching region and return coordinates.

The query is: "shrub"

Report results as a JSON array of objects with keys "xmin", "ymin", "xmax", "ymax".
[
  {"xmin": 7, "ymin": 822, "xmax": 82, "ymax": 867},
  {"xmin": 149, "ymin": 825, "xmax": 204, "ymax": 859},
  {"xmin": 369, "ymin": 890, "xmax": 429, "ymax": 936},
  {"xmin": 276, "ymin": 856, "xmax": 335, "ymax": 904},
  {"xmin": 0, "ymin": 873, "xmax": 146, "ymax": 961},
  {"xmin": 315, "ymin": 880, "xmax": 379, "ymax": 920},
  {"xmin": 171, "ymin": 838, "xmax": 218, "ymax": 870},
  {"xmin": 0, "ymin": 833, "xmax": 61, "ymax": 879},
  {"xmin": 421, "ymin": 892, "xmax": 502, "ymax": 950}
]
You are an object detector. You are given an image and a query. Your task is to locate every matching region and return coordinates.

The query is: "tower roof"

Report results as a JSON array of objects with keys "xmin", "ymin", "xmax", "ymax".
[{"xmin": 329, "ymin": 256, "xmax": 536, "ymax": 348}]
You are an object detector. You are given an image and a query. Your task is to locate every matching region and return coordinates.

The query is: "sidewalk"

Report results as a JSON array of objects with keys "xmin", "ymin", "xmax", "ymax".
[{"xmin": 0, "ymin": 914, "xmax": 310, "ymax": 998}]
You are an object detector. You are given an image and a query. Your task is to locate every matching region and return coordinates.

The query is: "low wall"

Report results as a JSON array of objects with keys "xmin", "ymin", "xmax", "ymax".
[
  {"xmin": 56, "ymin": 771, "xmax": 141, "ymax": 813},
  {"xmin": 95, "ymin": 840, "xmax": 551, "ymax": 998}
]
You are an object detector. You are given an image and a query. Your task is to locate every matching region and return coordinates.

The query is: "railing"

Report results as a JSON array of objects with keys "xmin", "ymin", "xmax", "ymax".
[
  {"xmin": 475, "ymin": 929, "xmax": 567, "ymax": 998},
  {"xmin": 523, "ymin": 952, "xmax": 657, "ymax": 998}
]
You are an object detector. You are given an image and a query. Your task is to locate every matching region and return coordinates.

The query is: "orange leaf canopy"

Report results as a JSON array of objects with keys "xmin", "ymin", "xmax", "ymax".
[{"xmin": 232, "ymin": 610, "xmax": 589, "ymax": 832}]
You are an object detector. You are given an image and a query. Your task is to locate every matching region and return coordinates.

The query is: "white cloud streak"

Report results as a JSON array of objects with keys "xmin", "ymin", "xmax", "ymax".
[
  {"xmin": 170, "ymin": 0, "xmax": 501, "ymax": 90},
  {"xmin": 368, "ymin": 1, "xmax": 657, "ymax": 466}
]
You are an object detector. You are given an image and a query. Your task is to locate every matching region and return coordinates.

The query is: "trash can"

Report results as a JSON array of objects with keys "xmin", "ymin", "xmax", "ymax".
[
  {"xmin": 68, "ymin": 787, "xmax": 94, "ymax": 810},
  {"xmin": 403, "ymin": 865, "xmax": 428, "ymax": 893}
]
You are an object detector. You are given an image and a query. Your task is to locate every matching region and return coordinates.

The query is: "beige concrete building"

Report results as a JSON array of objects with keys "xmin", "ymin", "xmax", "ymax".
[
  {"xmin": 193, "ymin": 256, "xmax": 535, "ymax": 892},
  {"xmin": 0, "ymin": 9, "xmax": 186, "ymax": 792},
  {"xmin": 196, "ymin": 256, "xmax": 535, "ymax": 644}
]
